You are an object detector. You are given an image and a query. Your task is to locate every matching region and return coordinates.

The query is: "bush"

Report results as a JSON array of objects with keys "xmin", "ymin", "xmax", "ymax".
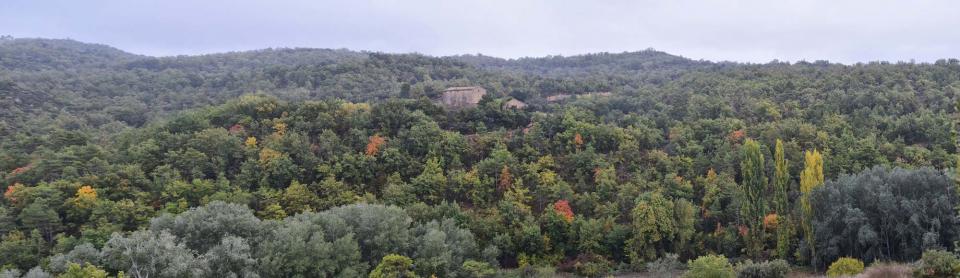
[
  {"xmin": 683, "ymin": 254, "xmax": 735, "ymax": 278},
  {"xmin": 826, "ymin": 257, "xmax": 864, "ymax": 277},
  {"xmin": 495, "ymin": 266, "xmax": 555, "ymax": 278},
  {"xmin": 913, "ymin": 250, "xmax": 960, "ymax": 277},
  {"xmin": 572, "ymin": 254, "xmax": 613, "ymax": 278},
  {"xmin": 735, "ymin": 259, "xmax": 790, "ymax": 278},
  {"xmin": 462, "ymin": 260, "xmax": 496, "ymax": 278},
  {"xmin": 646, "ymin": 253, "xmax": 683, "ymax": 278}
]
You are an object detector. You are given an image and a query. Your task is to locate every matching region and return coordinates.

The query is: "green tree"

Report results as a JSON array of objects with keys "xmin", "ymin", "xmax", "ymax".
[
  {"xmin": 410, "ymin": 218, "xmax": 479, "ymax": 277},
  {"xmin": 0, "ymin": 230, "xmax": 42, "ymax": 271},
  {"xmin": 369, "ymin": 254, "xmax": 418, "ymax": 278},
  {"xmin": 628, "ymin": 192, "xmax": 675, "ymax": 263},
  {"xmin": 382, "ymin": 173, "xmax": 415, "ymax": 206},
  {"xmin": 101, "ymin": 230, "xmax": 203, "ymax": 278},
  {"xmin": 57, "ymin": 263, "xmax": 107, "ymax": 278},
  {"xmin": 47, "ymin": 243, "xmax": 101, "ymax": 274},
  {"xmin": 19, "ymin": 199, "xmax": 62, "ymax": 241},
  {"xmin": 282, "ymin": 180, "xmax": 319, "ymax": 214},
  {"xmin": 773, "ymin": 139, "xmax": 791, "ymax": 259},
  {"xmin": 673, "ymin": 199, "xmax": 697, "ymax": 257},
  {"xmin": 739, "ymin": 139, "xmax": 767, "ymax": 259},
  {"xmin": 683, "ymin": 254, "xmax": 735, "ymax": 278},
  {"xmin": 412, "ymin": 157, "xmax": 447, "ymax": 204},
  {"xmin": 203, "ymin": 237, "xmax": 258, "ymax": 278},
  {"xmin": 149, "ymin": 201, "xmax": 263, "ymax": 253},
  {"xmin": 0, "ymin": 207, "xmax": 15, "ymax": 236},
  {"xmin": 461, "ymin": 260, "xmax": 495, "ymax": 278},
  {"xmin": 316, "ymin": 176, "xmax": 357, "ymax": 210},
  {"xmin": 257, "ymin": 213, "xmax": 365, "ymax": 278},
  {"xmin": 323, "ymin": 204, "xmax": 413, "ymax": 266},
  {"xmin": 810, "ymin": 166, "xmax": 957, "ymax": 266}
]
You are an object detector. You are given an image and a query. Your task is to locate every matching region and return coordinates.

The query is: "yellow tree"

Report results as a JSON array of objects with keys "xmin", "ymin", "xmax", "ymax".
[
  {"xmin": 800, "ymin": 149, "xmax": 824, "ymax": 266},
  {"xmin": 73, "ymin": 185, "xmax": 98, "ymax": 209},
  {"xmin": 272, "ymin": 121, "xmax": 287, "ymax": 136}
]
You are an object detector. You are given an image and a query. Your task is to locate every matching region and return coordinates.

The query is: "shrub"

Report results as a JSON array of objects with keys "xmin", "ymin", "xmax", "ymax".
[
  {"xmin": 572, "ymin": 254, "xmax": 613, "ymax": 278},
  {"xmin": 735, "ymin": 259, "xmax": 790, "ymax": 278},
  {"xmin": 646, "ymin": 253, "xmax": 683, "ymax": 278},
  {"xmin": 496, "ymin": 266, "xmax": 555, "ymax": 278},
  {"xmin": 913, "ymin": 250, "xmax": 960, "ymax": 278},
  {"xmin": 826, "ymin": 257, "xmax": 864, "ymax": 277},
  {"xmin": 462, "ymin": 260, "xmax": 496, "ymax": 278},
  {"xmin": 683, "ymin": 254, "xmax": 735, "ymax": 278}
]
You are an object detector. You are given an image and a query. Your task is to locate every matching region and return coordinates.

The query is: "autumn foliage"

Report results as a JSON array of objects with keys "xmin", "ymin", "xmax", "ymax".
[
  {"xmin": 73, "ymin": 185, "xmax": 98, "ymax": 208},
  {"xmin": 9, "ymin": 163, "xmax": 32, "ymax": 176},
  {"xmin": 366, "ymin": 134, "xmax": 386, "ymax": 156},
  {"xmin": 4, "ymin": 184, "xmax": 18, "ymax": 202},
  {"xmin": 498, "ymin": 166, "xmax": 513, "ymax": 192},
  {"xmin": 763, "ymin": 213, "xmax": 779, "ymax": 230},
  {"xmin": 76, "ymin": 185, "xmax": 97, "ymax": 201},
  {"xmin": 729, "ymin": 129, "xmax": 745, "ymax": 143},
  {"xmin": 245, "ymin": 137, "xmax": 258, "ymax": 148},
  {"xmin": 273, "ymin": 122, "xmax": 287, "ymax": 136},
  {"xmin": 573, "ymin": 133, "xmax": 584, "ymax": 147},
  {"xmin": 259, "ymin": 148, "xmax": 282, "ymax": 165},
  {"xmin": 228, "ymin": 124, "xmax": 245, "ymax": 135},
  {"xmin": 553, "ymin": 200, "xmax": 574, "ymax": 223}
]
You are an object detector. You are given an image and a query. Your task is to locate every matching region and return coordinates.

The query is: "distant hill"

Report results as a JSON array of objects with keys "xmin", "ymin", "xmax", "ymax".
[
  {"xmin": 453, "ymin": 49, "xmax": 712, "ymax": 75},
  {"xmin": 0, "ymin": 38, "xmax": 583, "ymax": 134},
  {"xmin": 0, "ymin": 38, "xmax": 139, "ymax": 70},
  {"xmin": 2, "ymin": 37, "xmax": 958, "ymax": 139}
]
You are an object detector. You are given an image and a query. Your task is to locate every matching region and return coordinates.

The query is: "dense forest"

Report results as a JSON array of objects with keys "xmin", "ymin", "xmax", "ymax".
[{"xmin": 1, "ymin": 37, "xmax": 960, "ymax": 277}]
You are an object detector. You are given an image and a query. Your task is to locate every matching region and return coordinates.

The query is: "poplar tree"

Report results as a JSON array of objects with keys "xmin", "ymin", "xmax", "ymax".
[
  {"xmin": 739, "ymin": 139, "xmax": 767, "ymax": 259},
  {"xmin": 800, "ymin": 149, "xmax": 824, "ymax": 266},
  {"xmin": 773, "ymin": 139, "xmax": 790, "ymax": 259}
]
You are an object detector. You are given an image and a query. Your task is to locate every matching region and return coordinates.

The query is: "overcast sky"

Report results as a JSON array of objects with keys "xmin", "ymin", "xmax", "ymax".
[{"xmin": 2, "ymin": 0, "xmax": 958, "ymax": 63}]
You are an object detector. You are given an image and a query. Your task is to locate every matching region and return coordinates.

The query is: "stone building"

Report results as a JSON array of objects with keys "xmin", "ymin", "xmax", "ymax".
[{"xmin": 439, "ymin": 86, "xmax": 487, "ymax": 109}]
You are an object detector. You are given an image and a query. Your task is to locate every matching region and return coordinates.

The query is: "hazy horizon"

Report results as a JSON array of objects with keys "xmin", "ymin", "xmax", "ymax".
[{"xmin": 3, "ymin": 0, "xmax": 960, "ymax": 64}]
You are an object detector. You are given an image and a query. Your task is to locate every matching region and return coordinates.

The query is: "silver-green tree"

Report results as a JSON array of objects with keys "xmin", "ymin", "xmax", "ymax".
[{"xmin": 739, "ymin": 139, "xmax": 767, "ymax": 259}]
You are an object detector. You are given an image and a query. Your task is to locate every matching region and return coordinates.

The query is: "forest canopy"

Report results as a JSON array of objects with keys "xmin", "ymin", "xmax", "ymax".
[{"xmin": 1, "ymin": 37, "xmax": 960, "ymax": 277}]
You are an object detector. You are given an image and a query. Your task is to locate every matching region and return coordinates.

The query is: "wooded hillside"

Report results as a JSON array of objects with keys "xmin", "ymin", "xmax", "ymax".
[{"xmin": 1, "ymin": 37, "xmax": 959, "ymax": 277}]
